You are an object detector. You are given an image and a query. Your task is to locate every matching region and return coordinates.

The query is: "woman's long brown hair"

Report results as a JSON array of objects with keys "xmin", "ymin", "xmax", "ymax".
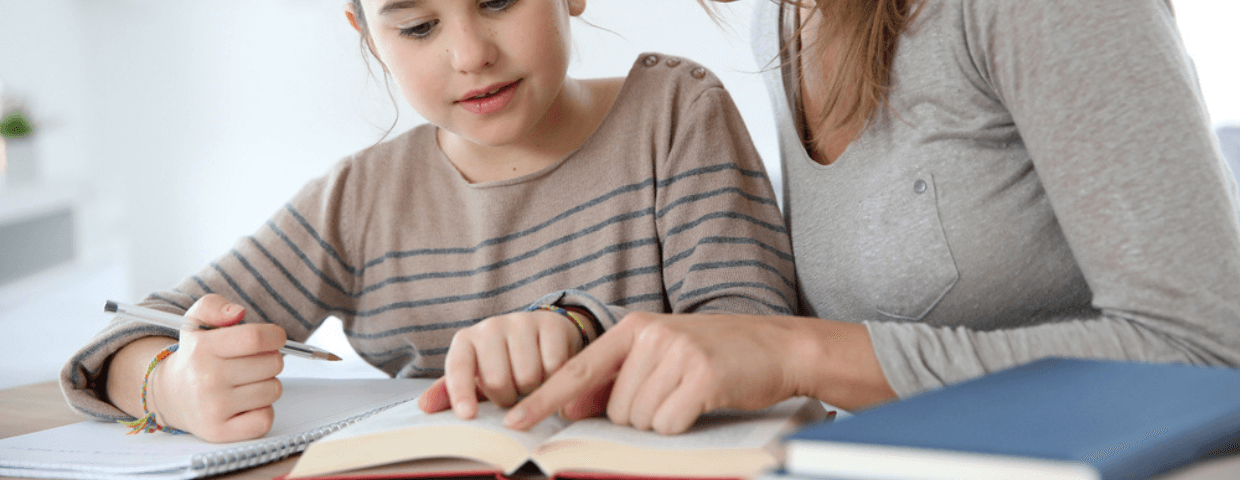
[
  {"xmin": 801, "ymin": 0, "xmax": 921, "ymax": 138},
  {"xmin": 704, "ymin": 0, "xmax": 921, "ymax": 147}
]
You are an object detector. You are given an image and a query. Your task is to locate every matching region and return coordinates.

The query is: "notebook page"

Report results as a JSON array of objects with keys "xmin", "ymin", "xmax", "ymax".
[{"xmin": 0, "ymin": 377, "xmax": 430, "ymax": 480}]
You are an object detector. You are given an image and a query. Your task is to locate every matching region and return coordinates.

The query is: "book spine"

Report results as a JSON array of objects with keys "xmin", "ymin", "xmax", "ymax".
[{"xmin": 189, "ymin": 397, "xmax": 419, "ymax": 477}]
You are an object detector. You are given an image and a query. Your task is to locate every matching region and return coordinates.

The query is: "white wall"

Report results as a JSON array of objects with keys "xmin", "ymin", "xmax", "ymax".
[{"xmin": 1, "ymin": 0, "xmax": 1238, "ymax": 386}]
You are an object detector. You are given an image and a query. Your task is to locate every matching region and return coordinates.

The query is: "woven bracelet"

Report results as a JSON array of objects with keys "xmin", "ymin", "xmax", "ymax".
[
  {"xmin": 119, "ymin": 343, "xmax": 187, "ymax": 435},
  {"xmin": 527, "ymin": 304, "xmax": 591, "ymax": 348}
]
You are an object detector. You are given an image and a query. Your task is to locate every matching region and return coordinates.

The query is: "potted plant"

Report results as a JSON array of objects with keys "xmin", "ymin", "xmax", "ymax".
[
  {"xmin": 0, "ymin": 110, "xmax": 34, "ymax": 138},
  {"xmin": 1, "ymin": 104, "xmax": 38, "ymax": 187}
]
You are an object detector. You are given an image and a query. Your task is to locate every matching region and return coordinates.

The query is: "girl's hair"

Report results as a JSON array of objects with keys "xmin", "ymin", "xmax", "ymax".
[
  {"xmin": 348, "ymin": 0, "xmax": 404, "ymax": 142},
  {"xmin": 350, "ymin": 0, "xmax": 369, "ymax": 34}
]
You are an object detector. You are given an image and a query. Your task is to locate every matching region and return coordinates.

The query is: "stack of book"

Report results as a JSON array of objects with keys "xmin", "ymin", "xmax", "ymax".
[{"xmin": 769, "ymin": 358, "xmax": 1240, "ymax": 480}]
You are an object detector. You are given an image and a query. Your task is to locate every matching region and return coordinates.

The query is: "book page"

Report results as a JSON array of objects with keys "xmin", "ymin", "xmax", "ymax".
[
  {"xmin": 319, "ymin": 397, "xmax": 570, "ymax": 454},
  {"xmin": 542, "ymin": 397, "xmax": 827, "ymax": 452},
  {"xmin": 526, "ymin": 397, "xmax": 829, "ymax": 478},
  {"xmin": 288, "ymin": 400, "xmax": 574, "ymax": 478},
  {"xmin": 0, "ymin": 378, "xmax": 430, "ymax": 477}
]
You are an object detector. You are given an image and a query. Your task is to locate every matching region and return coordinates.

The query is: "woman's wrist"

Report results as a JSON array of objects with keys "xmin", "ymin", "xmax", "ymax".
[{"xmin": 787, "ymin": 316, "xmax": 897, "ymax": 410}]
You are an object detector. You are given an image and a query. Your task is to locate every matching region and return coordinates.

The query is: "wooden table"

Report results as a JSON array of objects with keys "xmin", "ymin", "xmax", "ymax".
[{"xmin": 3, "ymin": 381, "xmax": 1239, "ymax": 480}]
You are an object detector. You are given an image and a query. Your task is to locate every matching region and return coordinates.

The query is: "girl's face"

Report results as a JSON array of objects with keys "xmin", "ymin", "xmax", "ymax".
[{"xmin": 351, "ymin": 0, "xmax": 584, "ymax": 149}]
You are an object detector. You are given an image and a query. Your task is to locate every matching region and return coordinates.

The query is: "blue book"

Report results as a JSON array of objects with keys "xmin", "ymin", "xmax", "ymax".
[{"xmin": 783, "ymin": 358, "xmax": 1240, "ymax": 480}]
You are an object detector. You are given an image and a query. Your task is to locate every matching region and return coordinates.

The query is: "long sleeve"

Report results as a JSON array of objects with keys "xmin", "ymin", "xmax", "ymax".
[
  {"xmin": 536, "ymin": 58, "xmax": 797, "ymax": 331},
  {"xmin": 60, "ymin": 159, "xmax": 363, "ymax": 420},
  {"xmin": 867, "ymin": 0, "xmax": 1240, "ymax": 395}
]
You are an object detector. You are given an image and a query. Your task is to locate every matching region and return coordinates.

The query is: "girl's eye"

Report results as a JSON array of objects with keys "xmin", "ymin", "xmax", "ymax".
[
  {"xmin": 480, "ymin": 0, "xmax": 517, "ymax": 12},
  {"xmin": 399, "ymin": 19, "xmax": 438, "ymax": 39}
]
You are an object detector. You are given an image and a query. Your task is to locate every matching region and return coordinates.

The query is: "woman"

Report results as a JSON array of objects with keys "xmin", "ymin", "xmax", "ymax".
[{"xmin": 491, "ymin": 0, "xmax": 1240, "ymax": 435}]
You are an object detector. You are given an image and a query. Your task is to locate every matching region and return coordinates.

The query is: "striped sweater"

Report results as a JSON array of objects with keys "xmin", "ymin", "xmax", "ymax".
[{"xmin": 61, "ymin": 53, "xmax": 797, "ymax": 421}]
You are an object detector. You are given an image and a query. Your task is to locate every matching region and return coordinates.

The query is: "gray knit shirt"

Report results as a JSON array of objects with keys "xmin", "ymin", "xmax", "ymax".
[
  {"xmin": 61, "ymin": 54, "xmax": 796, "ymax": 421},
  {"xmin": 753, "ymin": 0, "xmax": 1240, "ymax": 397}
]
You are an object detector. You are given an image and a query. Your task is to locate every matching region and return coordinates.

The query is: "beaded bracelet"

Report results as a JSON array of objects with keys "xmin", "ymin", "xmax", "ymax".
[
  {"xmin": 527, "ymin": 304, "xmax": 591, "ymax": 348},
  {"xmin": 119, "ymin": 343, "xmax": 187, "ymax": 435}
]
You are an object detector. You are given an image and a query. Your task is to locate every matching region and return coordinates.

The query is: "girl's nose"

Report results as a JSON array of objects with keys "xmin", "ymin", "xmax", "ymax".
[{"xmin": 449, "ymin": 20, "xmax": 498, "ymax": 73}]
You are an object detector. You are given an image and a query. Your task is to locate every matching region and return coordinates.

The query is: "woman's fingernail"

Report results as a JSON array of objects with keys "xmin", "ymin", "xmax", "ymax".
[
  {"xmin": 223, "ymin": 304, "xmax": 238, "ymax": 316},
  {"xmin": 505, "ymin": 406, "xmax": 527, "ymax": 427}
]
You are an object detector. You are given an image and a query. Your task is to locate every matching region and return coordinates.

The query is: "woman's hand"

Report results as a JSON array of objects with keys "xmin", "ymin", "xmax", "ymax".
[
  {"xmin": 418, "ymin": 309, "xmax": 586, "ymax": 419},
  {"xmin": 502, "ymin": 312, "xmax": 895, "ymax": 435},
  {"xmin": 107, "ymin": 294, "xmax": 287, "ymax": 443}
]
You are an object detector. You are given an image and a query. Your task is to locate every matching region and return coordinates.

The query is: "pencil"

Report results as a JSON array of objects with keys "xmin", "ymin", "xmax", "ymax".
[{"xmin": 104, "ymin": 300, "xmax": 343, "ymax": 361}]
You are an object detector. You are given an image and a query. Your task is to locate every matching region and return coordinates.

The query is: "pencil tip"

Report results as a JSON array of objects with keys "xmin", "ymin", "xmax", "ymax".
[
  {"xmin": 327, "ymin": 353, "xmax": 343, "ymax": 361},
  {"xmin": 104, "ymin": 301, "xmax": 118, "ymax": 313}
]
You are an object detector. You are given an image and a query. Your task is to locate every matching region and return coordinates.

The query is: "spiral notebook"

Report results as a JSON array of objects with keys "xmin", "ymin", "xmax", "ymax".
[{"xmin": 0, "ymin": 377, "xmax": 430, "ymax": 480}]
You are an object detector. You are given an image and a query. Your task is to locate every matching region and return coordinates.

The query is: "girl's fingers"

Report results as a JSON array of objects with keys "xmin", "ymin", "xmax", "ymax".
[
  {"xmin": 508, "ymin": 320, "xmax": 543, "ymax": 397},
  {"xmin": 215, "ymin": 406, "xmax": 276, "ymax": 444},
  {"xmin": 224, "ymin": 351, "xmax": 284, "ymax": 385},
  {"xmin": 539, "ymin": 319, "xmax": 573, "ymax": 378},
  {"xmin": 201, "ymin": 323, "xmax": 289, "ymax": 359},
  {"xmin": 418, "ymin": 377, "xmax": 452, "ymax": 413},
  {"xmin": 444, "ymin": 338, "xmax": 481, "ymax": 419},
  {"xmin": 475, "ymin": 330, "xmax": 518, "ymax": 407},
  {"xmin": 228, "ymin": 377, "xmax": 284, "ymax": 415},
  {"xmin": 184, "ymin": 294, "xmax": 246, "ymax": 328}
]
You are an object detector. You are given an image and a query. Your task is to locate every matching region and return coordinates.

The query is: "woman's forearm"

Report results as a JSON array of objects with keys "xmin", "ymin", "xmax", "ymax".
[{"xmin": 784, "ymin": 316, "xmax": 897, "ymax": 410}]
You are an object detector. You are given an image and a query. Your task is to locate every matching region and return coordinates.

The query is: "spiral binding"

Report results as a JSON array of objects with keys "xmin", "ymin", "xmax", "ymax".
[{"xmin": 188, "ymin": 397, "xmax": 417, "ymax": 477}]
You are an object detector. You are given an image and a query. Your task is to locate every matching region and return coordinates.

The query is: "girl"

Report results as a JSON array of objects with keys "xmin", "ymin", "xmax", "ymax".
[{"xmin": 61, "ymin": 0, "xmax": 795, "ymax": 442}]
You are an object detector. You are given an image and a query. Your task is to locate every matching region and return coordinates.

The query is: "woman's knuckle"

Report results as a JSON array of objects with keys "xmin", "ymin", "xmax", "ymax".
[
  {"xmin": 560, "ymin": 358, "xmax": 593, "ymax": 381},
  {"xmin": 622, "ymin": 311, "xmax": 656, "ymax": 329}
]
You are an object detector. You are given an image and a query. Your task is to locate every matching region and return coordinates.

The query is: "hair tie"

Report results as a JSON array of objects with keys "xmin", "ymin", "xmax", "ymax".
[
  {"xmin": 528, "ymin": 304, "xmax": 591, "ymax": 348},
  {"xmin": 119, "ymin": 343, "xmax": 188, "ymax": 435}
]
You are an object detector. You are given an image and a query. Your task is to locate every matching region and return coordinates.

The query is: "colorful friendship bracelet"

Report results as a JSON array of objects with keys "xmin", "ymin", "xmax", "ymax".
[
  {"xmin": 527, "ymin": 304, "xmax": 592, "ymax": 348},
  {"xmin": 119, "ymin": 343, "xmax": 188, "ymax": 435}
]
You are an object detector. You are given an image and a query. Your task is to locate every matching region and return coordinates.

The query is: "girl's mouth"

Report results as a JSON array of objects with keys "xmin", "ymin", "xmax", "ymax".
[{"xmin": 458, "ymin": 80, "xmax": 520, "ymax": 115}]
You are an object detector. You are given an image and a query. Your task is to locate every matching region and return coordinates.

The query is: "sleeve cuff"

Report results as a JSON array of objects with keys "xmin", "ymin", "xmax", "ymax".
[
  {"xmin": 864, "ymin": 320, "xmax": 944, "ymax": 399},
  {"xmin": 530, "ymin": 289, "xmax": 629, "ymax": 339},
  {"xmin": 59, "ymin": 321, "xmax": 179, "ymax": 422}
]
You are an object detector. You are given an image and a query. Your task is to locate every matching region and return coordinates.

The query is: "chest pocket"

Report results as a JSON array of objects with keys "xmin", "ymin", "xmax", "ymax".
[{"xmin": 856, "ymin": 172, "xmax": 958, "ymax": 320}]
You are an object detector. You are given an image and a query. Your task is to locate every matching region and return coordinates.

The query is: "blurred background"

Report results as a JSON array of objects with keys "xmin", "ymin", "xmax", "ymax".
[{"xmin": 1, "ymin": 0, "xmax": 1237, "ymax": 389}]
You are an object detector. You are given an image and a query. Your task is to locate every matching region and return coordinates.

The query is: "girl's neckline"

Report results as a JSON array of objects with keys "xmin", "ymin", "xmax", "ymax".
[{"xmin": 432, "ymin": 64, "xmax": 640, "ymax": 189}]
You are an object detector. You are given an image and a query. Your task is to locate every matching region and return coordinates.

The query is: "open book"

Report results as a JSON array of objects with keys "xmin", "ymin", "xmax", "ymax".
[
  {"xmin": 286, "ymin": 396, "xmax": 832, "ymax": 480},
  {"xmin": 0, "ymin": 378, "xmax": 429, "ymax": 480}
]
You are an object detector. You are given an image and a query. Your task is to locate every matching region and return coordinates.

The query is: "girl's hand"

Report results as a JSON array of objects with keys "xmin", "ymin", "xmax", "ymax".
[
  {"xmin": 151, "ymin": 294, "xmax": 287, "ymax": 442},
  {"xmin": 502, "ymin": 312, "xmax": 894, "ymax": 435},
  {"xmin": 418, "ymin": 309, "xmax": 585, "ymax": 419}
]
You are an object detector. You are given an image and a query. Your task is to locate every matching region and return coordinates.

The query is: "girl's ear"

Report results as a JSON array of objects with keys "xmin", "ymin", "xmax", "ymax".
[
  {"xmin": 568, "ymin": 0, "xmax": 586, "ymax": 17},
  {"xmin": 345, "ymin": 4, "xmax": 365, "ymax": 33},
  {"xmin": 345, "ymin": 3, "xmax": 383, "ymax": 63}
]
